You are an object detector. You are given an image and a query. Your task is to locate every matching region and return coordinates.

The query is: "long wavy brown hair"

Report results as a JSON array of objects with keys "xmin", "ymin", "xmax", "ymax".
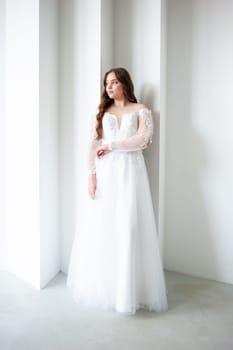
[{"xmin": 95, "ymin": 67, "xmax": 137, "ymax": 140}]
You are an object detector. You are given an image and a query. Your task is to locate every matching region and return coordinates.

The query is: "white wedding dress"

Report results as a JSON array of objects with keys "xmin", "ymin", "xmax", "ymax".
[{"xmin": 67, "ymin": 108, "xmax": 168, "ymax": 315}]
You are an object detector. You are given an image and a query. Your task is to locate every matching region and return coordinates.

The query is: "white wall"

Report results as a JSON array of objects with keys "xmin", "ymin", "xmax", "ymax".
[
  {"xmin": 39, "ymin": 0, "xmax": 60, "ymax": 288},
  {"xmin": 113, "ymin": 0, "xmax": 162, "ymax": 227},
  {"xmin": 0, "ymin": 0, "xmax": 7, "ymax": 271},
  {"xmin": 164, "ymin": 0, "xmax": 233, "ymax": 284}
]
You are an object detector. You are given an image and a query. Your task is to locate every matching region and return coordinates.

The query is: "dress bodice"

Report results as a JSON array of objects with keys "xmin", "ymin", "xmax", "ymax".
[
  {"xmin": 87, "ymin": 108, "xmax": 153, "ymax": 174},
  {"xmin": 102, "ymin": 110, "xmax": 142, "ymax": 141}
]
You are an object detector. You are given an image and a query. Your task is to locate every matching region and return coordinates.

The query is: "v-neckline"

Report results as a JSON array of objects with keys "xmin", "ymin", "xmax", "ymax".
[
  {"xmin": 106, "ymin": 109, "xmax": 145, "ymax": 129},
  {"xmin": 106, "ymin": 112, "xmax": 131, "ymax": 129}
]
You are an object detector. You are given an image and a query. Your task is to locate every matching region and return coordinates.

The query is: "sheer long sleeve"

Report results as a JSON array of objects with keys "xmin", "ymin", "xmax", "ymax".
[
  {"xmin": 110, "ymin": 108, "xmax": 153, "ymax": 152},
  {"xmin": 87, "ymin": 114, "xmax": 102, "ymax": 174}
]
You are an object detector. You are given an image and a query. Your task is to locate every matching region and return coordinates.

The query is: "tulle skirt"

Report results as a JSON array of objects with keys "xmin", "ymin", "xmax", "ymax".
[{"xmin": 67, "ymin": 150, "xmax": 168, "ymax": 315}]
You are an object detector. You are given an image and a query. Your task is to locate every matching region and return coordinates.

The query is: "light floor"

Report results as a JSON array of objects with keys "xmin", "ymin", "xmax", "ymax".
[{"xmin": 0, "ymin": 270, "xmax": 233, "ymax": 350}]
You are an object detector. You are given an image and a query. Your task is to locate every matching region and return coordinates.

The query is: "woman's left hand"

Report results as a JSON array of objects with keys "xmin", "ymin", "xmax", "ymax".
[{"xmin": 97, "ymin": 144, "xmax": 111, "ymax": 159}]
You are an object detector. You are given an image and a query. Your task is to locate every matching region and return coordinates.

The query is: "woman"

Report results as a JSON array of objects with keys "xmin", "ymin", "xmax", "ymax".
[{"xmin": 67, "ymin": 67, "xmax": 168, "ymax": 315}]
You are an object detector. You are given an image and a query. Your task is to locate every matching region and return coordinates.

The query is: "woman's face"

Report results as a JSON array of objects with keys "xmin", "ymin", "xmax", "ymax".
[{"xmin": 105, "ymin": 72, "xmax": 124, "ymax": 100}]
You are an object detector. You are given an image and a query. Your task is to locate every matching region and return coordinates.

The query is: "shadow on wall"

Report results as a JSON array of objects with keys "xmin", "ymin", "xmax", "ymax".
[
  {"xmin": 113, "ymin": 0, "xmax": 134, "ymax": 71},
  {"xmin": 60, "ymin": 0, "xmax": 76, "ymax": 273},
  {"xmin": 165, "ymin": 0, "xmax": 220, "ymax": 282},
  {"xmin": 139, "ymin": 84, "xmax": 160, "ymax": 231}
]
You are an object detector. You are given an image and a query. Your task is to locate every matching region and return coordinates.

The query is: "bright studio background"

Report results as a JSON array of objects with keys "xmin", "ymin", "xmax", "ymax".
[{"xmin": 0, "ymin": 0, "xmax": 232, "ymax": 288}]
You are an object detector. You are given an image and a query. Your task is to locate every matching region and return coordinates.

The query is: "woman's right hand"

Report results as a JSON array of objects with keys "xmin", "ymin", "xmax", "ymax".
[{"xmin": 88, "ymin": 174, "xmax": 97, "ymax": 200}]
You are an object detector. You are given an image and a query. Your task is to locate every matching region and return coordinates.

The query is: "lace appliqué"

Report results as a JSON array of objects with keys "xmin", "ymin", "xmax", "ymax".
[
  {"xmin": 137, "ymin": 109, "xmax": 153, "ymax": 149},
  {"xmin": 87, "ymin": 113, "xmax": 101, "ymax": 174}
]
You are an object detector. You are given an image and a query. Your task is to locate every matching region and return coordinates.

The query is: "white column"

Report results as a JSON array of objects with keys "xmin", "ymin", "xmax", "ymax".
[
  {"xmin": 0, "ymin": 0, "xmax": 7, "ymax": 271},
  {"xmin": 61, "ymin": 0, "xmax": 165, "ymax": 270},
  {"xmin": 60, "ymin": 0, "xmax": 102, "ymax": 272},
  {"xmin": 5, "ymin": 0, "xmax": 60, "ymax": 288},
  {"xmin": 74, "ymin": 0, "xmax": 102, "ymax": 249},
  {"xmin": 5, "ymin": 0, "xmax": 40, "ymax": 287}
]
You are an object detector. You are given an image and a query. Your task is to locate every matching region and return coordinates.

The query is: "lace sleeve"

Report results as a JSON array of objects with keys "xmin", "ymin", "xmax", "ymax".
[
  {"xmin": 87, "ymin": 113, "xmax": 102, "ymax": 174},
  {"xmin": 110, "ymin": 108, "xmax": 153, "ymax": 151}
]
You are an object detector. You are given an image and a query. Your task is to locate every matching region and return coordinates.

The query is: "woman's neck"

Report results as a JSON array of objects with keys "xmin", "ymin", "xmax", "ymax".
[{"xmin": 113, "ymin": 98, "xmax": 130, "ymax": 109}]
